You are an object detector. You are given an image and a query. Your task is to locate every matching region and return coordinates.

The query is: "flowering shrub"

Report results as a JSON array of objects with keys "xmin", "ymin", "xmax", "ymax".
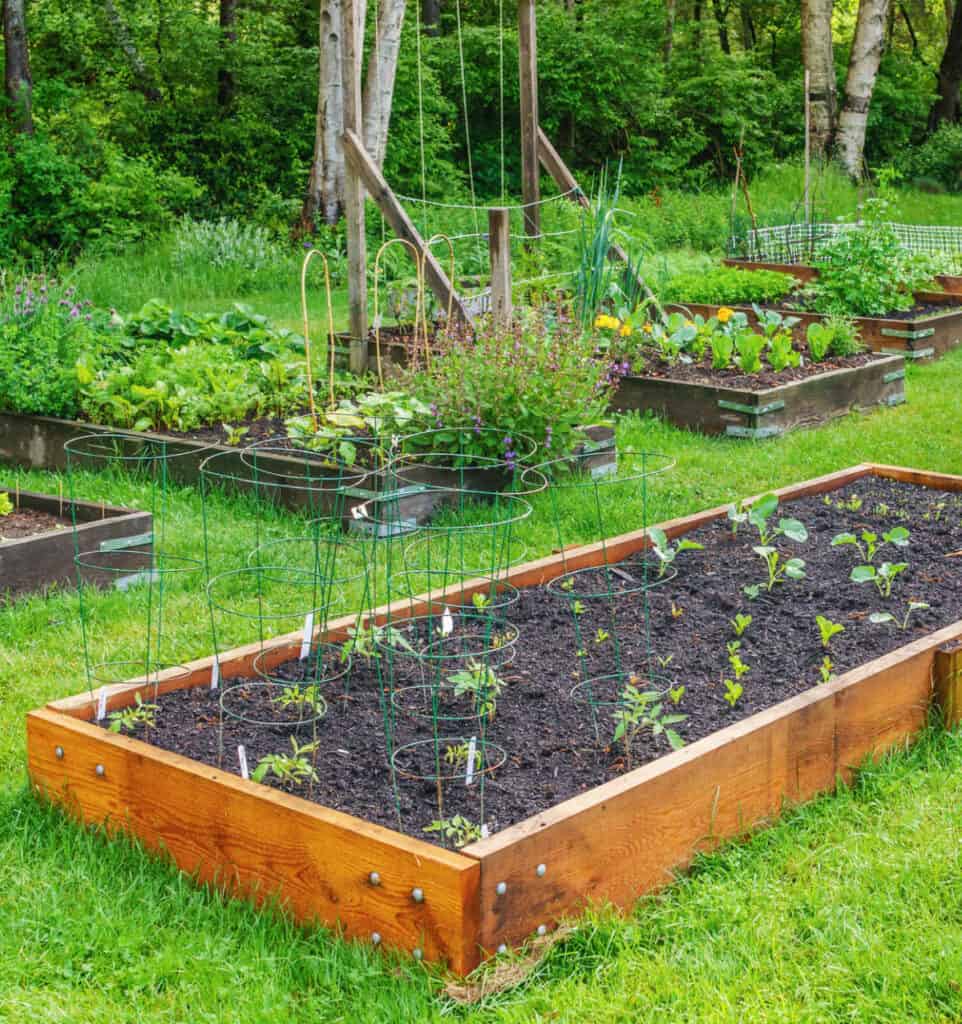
[{"xmin": 402, "ymin": 313, "xmax": 612, "ymax": 466}]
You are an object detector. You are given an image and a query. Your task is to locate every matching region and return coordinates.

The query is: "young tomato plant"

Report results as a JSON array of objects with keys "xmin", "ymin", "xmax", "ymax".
[
  {"xmin": 107, "ymin": 692, "xmax": 158, "ymax": 733},
  {"xmin": 448, "ymin": 659, "xmax": 506, "ymax": 721},
  {"xmin": 816, "ymin": 615, "xmax": 845, "ymax": 649},
  {"xmin": 273, "ymin": 684, "xmax": 327, "ymax": 717},
  {"xmin": 252, "ymin": 737, "xmax": 319, "ymax": 786},
  {"xmin": 423, "ymin": 815, "xmax": 482, "ymax": 848},
  {"xmin": 611, "ymin": 682, "xmax": 686, "ymax": 770}
]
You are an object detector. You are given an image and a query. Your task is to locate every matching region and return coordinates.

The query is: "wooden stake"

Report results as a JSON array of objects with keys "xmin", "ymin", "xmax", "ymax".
[
  {"xmin": 342, "ymin": 0, "xmax": 369, "ymax": 373},
  {"xmin": 488, "ymin": 208, "xmax": 512, "ymax": 327},
  {"xmin": 934, "ymin": 643, "xmax": 962, "ymax": 729},
  {"xmin": 804, "ymin": 69, "xmax": 811, "ymax": 226},
  {"xmin": 341, "ymin": 130, "xmax": 474, "ymax": 326},
  {"xmin": 518, "ymin": 0, "xmax": 541, "ymax": 244}
]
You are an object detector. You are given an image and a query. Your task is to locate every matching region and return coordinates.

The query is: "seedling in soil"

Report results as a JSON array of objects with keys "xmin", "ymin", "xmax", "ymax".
[
  {"xmin": 747, "ymin": 494, "xmax": 808, "ymax": 547},
  {"xmin": 731, "ymin": 613, "xmax": 752, "ymax": 637},
  {"xmin": 669, "ymin": 685, "xmax": 686, "ymax": 704},
  {"xmin": 273, "ymin": 684, "xmax": 326, "ymax": 717},
  {"xmin": 560, "ymin": 577, "xmax": 575, "ymax": 592},
  {"xmin": 657, "ymin": 654, "xmax": 674, "ymax": 668},
  {"xmin": 723, "ymin": 679, "xmax": 743, "ymax": 707},
  {"xmin": 444, "ymin": 742, "xmax": 482, "ymax": 771},
  {"xmin": 108, "ymin": 692, "xmax": 157, "ymax": 734},
  {"xmin": 448, "ymin": 659, "xmax": 506, "ymax": 721},
  {"xmin": 424, "ymin": 815, "xmax": 482, "ymax": 849},
  {"xmin": 222, "ymin": 423, "xmax": 250, "ymax": 447},
  {"xmin": 824, "ymin": 493, "xmax": 862, "ymax": 512},
  {"xmin": 0, "ymin": 493, "xmax": 12, "ymax": 517},
  {"xmin": 831, "ymin": 526, "xmax": 909, "ymax": 563},
  {"xmin": 472, "ymin": 592, "xmax": 492, "ymax": 611},
  {"xmin": 594, "ymin": 628, "xmax": 610, "ymax": 645},
  {"xmin": 612, "ymin": 683, "xmax": 686, "ymax": 769},
  {"xmin": 648, "ymin": 527, "xmax": 704, "ymax": 577},
  {"xmin": 572, "ymin": 600, "xmax": 586, "ymax": 616},
  {"xmin": 727, "ymin": 641, "xmax": 750, "ymax": 680},
  {"xmin": 819, "ymin": 656, "xmax": 835, "ymax": 684},
  {"xmin": 851, "ymin": 561, "xmax": 907, "ymax": 598},
  {"xmin": 727, "ymin": 498, "xmax": 751, "ymax": 536},
  {"xmin": 671, "ymin": 601, "xmax": 685, "ymax": 619},
  {"xmin": 744, "ymin": 547, "xmax": 806, "ymax": 598},
  {"xmin": 340, "ymin": 622, "xmax": 415, "ymax": 663},
  {"xmin": 869, "ymin": 601, "xmax": 930, "ymax": 631},
  {"xmin": 816, "ymin": 615, "xmax": 845, "ymax": 649},
  {"xmin": 251, "ymin": 737, "xmax": 319, "ymax": 786}
]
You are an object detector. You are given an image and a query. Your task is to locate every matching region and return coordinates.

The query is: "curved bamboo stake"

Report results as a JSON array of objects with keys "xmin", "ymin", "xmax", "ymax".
[
  {"xmin": 373, "ymin": 238, "xmax": 425, "ymax": 388},
  {"xmin": 300, "ymin": 249, "xmax": 338, "ymax": 427}
]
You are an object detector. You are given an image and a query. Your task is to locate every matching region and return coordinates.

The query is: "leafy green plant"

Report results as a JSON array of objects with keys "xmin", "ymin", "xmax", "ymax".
[
  {"xmin": 0, "ymin": 493, "xmax": 12, "ymax": 517},
  {"xmin": 727, "ymin": 641, "xmax": 750, "ymax": 679},
  {"xmin": 710, "ymin": 332, "xmax": 735, "ymax": 370},
  {"xmin": 423, "ymin": 815, "xmax": 482, "ymax": 848},
  {"xmin": 816, "ymin": 615, "xmax": 845, "ymax": 648},
  {"xmin": 831, "ymin": 527, "xmax": 910, "ymax": 563},
  {"xmin": 660, "ymin": 267, "xmax": 795, "ymax": 306},
  {"xmin": 733, "ymin": 331, "xmax": 766, "ymax": 374},
  {"xmin": 746, "ymin": 494, "xmax": 808, "ymax": 546},
  {"xmin": 807, "ymin": 316, "xmax": 862, "ymax": 360},
  {"xmin": 251, "ymin": 737, "xmax": 319, "ymax": 786},
  {"xmin": 723, "ymin": 679, "xmax": 744, "ymax": 707},
  {"xmin": 730, "ymin": 613, "xmax": 752, "ymax": 636},
  {"xmin": 612, "ymin": 682, "xmax": 686, "ymax": 769},
  {"xmin": 107, "ymin": 692, "xmax": 158, "ymax": 733},
  {"xmin": 767, "ymin": 331, "xmax": 800, "ymax": 373},
  {"xmin": 869, "ymin": 601, "xmax": 930, "ymax": 630},
  {"xmin": 745, "ymin": 547, "xmax": 806, "ymax": 598},
  {"xmin": 648, "ymin": 527, "xmax": 704, "ymax": 576},
  {"xmin": 850, "ymin": 561, "xmax": 908, "ymax": 598},
  {"xmin": 819, "ymin": 656, "xmax": 835, "ymax": 683},
  {"xmin": 272, "ymin": 684, "xmax": 326, "ymax": 717},
  {"xmin": 448, "ymin": 659, "xmax": 506, "ymax": 721},
  {"xmin": 444, "ymin": 742, "xmax": 482, "ymax": 771}
]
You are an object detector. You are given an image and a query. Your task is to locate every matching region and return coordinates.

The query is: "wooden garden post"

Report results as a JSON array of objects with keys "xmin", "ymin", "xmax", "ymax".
[
  {"xmin": 934, "ymin": 642, "xmax": 962, "ymax": 729},
  {"xmin": 518, "ymin": 0, "xmax": 540, "ymax": 246},
  {"xmin": 488, "ymin": 208, "xmax": 512, "ymax": 327}
]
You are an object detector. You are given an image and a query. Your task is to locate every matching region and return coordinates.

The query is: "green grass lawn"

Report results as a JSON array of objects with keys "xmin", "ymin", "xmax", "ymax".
[{"xmin": 3, "ymin": 348, "xmax": 962, "ymax": 1021}]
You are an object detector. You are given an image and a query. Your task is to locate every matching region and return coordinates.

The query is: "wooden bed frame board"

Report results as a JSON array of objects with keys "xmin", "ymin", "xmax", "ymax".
[{"xmin": 27, "ymin": 462, "xmax": 962, "ymax": 973}]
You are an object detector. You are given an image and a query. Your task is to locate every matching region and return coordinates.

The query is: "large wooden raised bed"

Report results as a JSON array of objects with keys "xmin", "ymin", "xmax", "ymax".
[
  {"xmin": 611, "ymin": 354, "xmax": 905, "ymax": 439},
  {"xmin": 1, "ymin": 488, "xmax": 152, "ymax": 598},
  {"xmin": 27, "ymin": 463, "xmax": 962, "ymax": 974}
]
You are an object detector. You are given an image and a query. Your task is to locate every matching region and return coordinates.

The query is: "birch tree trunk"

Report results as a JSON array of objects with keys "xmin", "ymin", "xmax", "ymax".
[
  {"xmin": 801, "ymin": 0, "xmax": 836, "ymax": 157},
  {"xmin": 930, "ymin": 0, "xmax": 962, "ymax": 127},
  {"xmin": 3, "ymin": 0, "xmax": 34, "ymax": 133},
  {"xmin": 301, "ymin": 0, "xmax": 345, "ymax": 231},
  {"xmin": 835, "ymin": 0, "xmax": 890, "ymax": 179},
  {"xmin": 217, "ymin": 0, "xmax": 239, "ymax": 109},
  {"xmin": 362, "ymin": 0, "xmax": 406, "ymax": 169}
]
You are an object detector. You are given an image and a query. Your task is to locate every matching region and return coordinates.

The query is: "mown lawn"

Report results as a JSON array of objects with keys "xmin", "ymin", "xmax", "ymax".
[{"xmin": 2, "ymin": 348, "xmax": 962, "ymax": 1022}]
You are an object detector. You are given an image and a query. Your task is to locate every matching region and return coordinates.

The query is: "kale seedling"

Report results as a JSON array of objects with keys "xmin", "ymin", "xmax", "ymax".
[
  {"xmin": 648, "ymin": 527, "xmax": 704, "ymax": 577},
  {"xmin": 448, "ymin": 659, "xmax": 506, "ymax": 720},
  {"xmin": 816, "ymin": 615, "xmax": 845, "ymax": 649},
  {"xmin": 850, "ymin": 561, "xmax": 907, "ymax": 598},
  {"xmin": 723, "ymin": 679, "xmax": 743, "ymax": 707},
  {"xmin": 869, "ymin": 600, "xmax": 930, "ymax": 631},
  {"xmin": 108, "ymin": 692, "xmax": 158, "ymax": 733},
  {"xmin": 423, "ymin": 815, "xmax": 482, "ymax": 848},
  {"xmin": 831, "ymin": 526, "xmax": 909, "ymax": 562},
  {"xmin": 730, "ymin": 613, "xmax": 752, "ymax": 636},
  {"xmin": 252, "ymin": 737, "xmax": 319, "ymax": 786},
  {"xmin": 612, "ymin": 683, "xmax": 686, "ymax": 769}
]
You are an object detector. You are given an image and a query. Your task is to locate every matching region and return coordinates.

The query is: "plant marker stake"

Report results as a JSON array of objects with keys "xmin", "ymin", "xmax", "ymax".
[
  {"xmin": 441, "ymin": 606, "xmax": 454, "ymax": 637},
  {"xmin": 237, "ymin": 745, "xmax": 249, "ymax": 780},
  {"xmin": 210, "ymin": 658, "xmax": 220, "ymax": 690},
  {"xmin": 300, "ymin": 613, "xmax": 314, "ymax": 660},
  {"xmin": 465, "ymin": 735, "xmax": 477, "ymax": 785},
  {"xmin": 96, "ymin": 686, "xmax": 107, "ymax": 722}
]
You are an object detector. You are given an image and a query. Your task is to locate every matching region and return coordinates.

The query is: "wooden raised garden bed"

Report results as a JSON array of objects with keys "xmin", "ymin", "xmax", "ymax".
[
  {"xmin": 27, "ymin": 463, "xmax": 962, "ymax": 973},
  {"xmin": 611, "ymin": 354, "xmax": 905, "ymax": 439},
  {"xmin": 1, "ymin": 488, "xmax": 152, "ymax": 598},
  {"xmin": 723, "ymin": 258, "xmax": 962, "ymax": 298}
]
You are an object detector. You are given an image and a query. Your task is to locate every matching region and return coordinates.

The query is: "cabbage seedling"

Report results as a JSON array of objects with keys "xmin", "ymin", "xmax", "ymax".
[
  {"xmin": 869, "ymin": 600, "xmax": 929, "ymax": 631},
  {"xmin": 831, "ymin": 527, "xmax": 909, "ymax": 563},
  {"xmin": 851, "ymin": 561, "xmax": 907, "ymax": 598},
  {"xmin": 649, "ymin": 527, "xmax": 704, "ymax": 577},
  {"xmin": 744, "ymin": 547, "xmax": 806, "ymax": 598}
]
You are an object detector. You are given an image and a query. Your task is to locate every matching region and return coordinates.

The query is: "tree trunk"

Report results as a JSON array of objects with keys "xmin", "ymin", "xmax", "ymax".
[
  {"xmin": 422, "ymin": 0, "xmax": 439, "ymax": 35},
  {"xmin": 836, "ymin": 0, "xmax": 890, "ymax": 178},
  {"xmin": 801, "ymin": 0, "xmax": 837, "ymax": 157},
  {"xmin": 301, "ymin": 0, "xmax": 345, "ymax": 232},
  {"xmin": 217, "ymin": 0, "xmax": 239, "ymax": 108},
  {"xmin": 103, "ymin": 0, "xmax": 163, "ymax": 102},
  {"xmin": 711, "ymin": 0, "xmax": 731, "ymax": 53},
  {"xmin": 663, "ymin": 0, "xmax": 676, "ymax": 61},
  {"xmin": 930, "ymin": 0, "xmax": 962, "ymax": 127},
  {"xmin": 2, "ymin": 0, "xmax": 34, "ymax": 133},
  {"xmin": 738, "ymin": 2, "xmax": 755, "ymax": 50},
  {"xmin": 362, "ymin": 0, "xmax": 406, "ymax": 168}
]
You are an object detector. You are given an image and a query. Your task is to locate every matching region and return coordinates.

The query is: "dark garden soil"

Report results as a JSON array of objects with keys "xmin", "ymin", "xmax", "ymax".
[
  {"xmin": 105, "ymin": 477, "xmax": 962, "ymax": 848},
  {"xmin": 0, "ymin": 507, "xmax": 70, "ymax": 541},
  {"xmin": 624, "ymin": 350, "xmax": 877, "ymax": 391}
]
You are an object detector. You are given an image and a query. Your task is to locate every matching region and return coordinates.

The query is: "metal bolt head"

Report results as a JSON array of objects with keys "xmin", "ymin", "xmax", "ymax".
[
  {"xmin": 368, "ymin": 871, "xmax": 381, "ymax": 886},
  {"xmin": 54, "ymin": 746, "xmax": 64, "ymax": 760},
  {"xmin": 536, "ymin": 863, "xmax": 546, "ymax": 877},
  {"xmin": 95, "ymin": 764, "xmax": 105, "ymax": 777},
  {"xmin": 497, "ymin": 943, "xmax": 508, "ymax": 955},
  {"xmin": 413, "ymin": 948, "xmax": 423, "ymax": 961},
  {"xmin": 536, "ymin": 924, "xmax": 547, "ymax": 937},
  {"xmin": 411, "ymin": 887, "xmax": 424, "ymax": 903},
  {"xmin": 371, "ymin": 932, "xmax": 382, "ymax": 945},
  {"xmin": 495, "ymin": 881, "xmax": 507, "ymax": 896}
]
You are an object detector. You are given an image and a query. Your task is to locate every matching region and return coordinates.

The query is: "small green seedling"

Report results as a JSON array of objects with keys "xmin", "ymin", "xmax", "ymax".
[
  {"xmin": 669, "ymin": 685, "xmax": 686, "ymax": 704},
  {"xmin": 472, "ymin": 591, "xmax": 492, "ymax": 611},
  {"xmin": 831, "ymin": 526, "xmax": 909, "ymax": 563},
  {"xmin": 869, "ymin": 600, "xmax": 930, "ymax": 631},
  {"xmin": 657, "ymin": 653, "xmax": 674, "ymax": 668},
  {"xmin": 746, "ymin": 494, "xmax": 809, "ymax": 546},
  {"xmin": 850, "ymin": 561, "xmax": 907, "ymax": 598},
  {"xmin": 572, "ymin": 600, "xmax": 585, "ymax": 616},
  {"xmin": 448, "ymin": 659, "xmax": 506, "ymax": 720},
  {"xmin": 816, "ymin": 615, "xmax": 845, "ymax": 649},
  {"xmin": 108, "ymin": 692, "xmax": 158, "ymax": 733},
  {"xmin": 444, "ymin": 742, "xmax": 482, "ymax": 771},
  {"xmin": 273, "ymin": 684, "xmax": 326, "ymax": 717},
  {"xmin": 0, "ymin": 493, "xmax": 13, "ymax": 517},
  {"xmin": 726, "ymin": 498, "xmax": 751, "ymax": 535},
  {"xmin": 560, "ymin": 577, "xmax": 575, "ymax": 592},
  {"xmin": 594, "ymin": 628, "xmax": 610, "ymax": 644},
  {"xmin": 723, "ymin": 679, "xmax": 743, "ymax": 707},
  {"xmin": 252, "ymin": 737, "xmax": 319, "ymax": 786},
  {"xmin": 819, "ymin": 656, "xmax": 834, "ymax": 684},
  {"xmin": 745, "ymin": 546, "xmax": 806, "ymax": 598},
  {"xmin": 648, "ymin": 527, "xmax": 704, "ymax": 577},
  {"xmin": 612, "ymin": 683, "xmax": 686, "ymax": 769},
  {"xmin": 730, "ymin": 613, "xmax": 752, "ymax": 637},
  {"xmin": 424, "ymin": 815, "xmax": 482, "ymax": 848},
  {"xmin": 727, "ymin": 641, "xmax": 750, "ymax": 680},
  {"xmin": 671, "ymin": 601, "xmax": 685, "ymax": 619}
]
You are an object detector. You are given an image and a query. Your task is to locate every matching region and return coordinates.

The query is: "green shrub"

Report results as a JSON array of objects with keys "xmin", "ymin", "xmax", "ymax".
[
  {"xmin": 897, "ymin": 124, "xmax": 962, "ymax": 194},
  {"xmin": 660, "ymin": 267, "xmax": 796, "ymax": 306}
]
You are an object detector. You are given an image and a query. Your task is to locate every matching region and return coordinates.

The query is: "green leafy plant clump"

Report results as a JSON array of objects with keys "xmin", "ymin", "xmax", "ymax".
[{"xmin": 660, "ymin": 267, "xmax": 796, "ymax": 306}]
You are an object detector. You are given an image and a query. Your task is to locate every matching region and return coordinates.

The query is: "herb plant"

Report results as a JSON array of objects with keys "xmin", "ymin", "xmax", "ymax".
[
  {"xmin": 730, "ymin": 613, "xmax": 752, "ymax": 636},
  {"xmin": 723, "ymin": 679, "xmax": 743, "ymax": 707}
]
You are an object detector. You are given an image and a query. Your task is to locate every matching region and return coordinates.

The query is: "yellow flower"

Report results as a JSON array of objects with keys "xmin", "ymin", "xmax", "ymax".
[
  {"xmin": 593, "ymin": 314, "xmax": 620, "ymax": 331},
  {"xmin": 593, "ymin": 314, "xmax": 608, "ymax": 329},
  {"xmin": 643, "ymin": 322, "xmax": 653, "ymax": 334},
  {"xmin": 717, "ymin": 306, "xmax": 734, "ymax": 324},
  {"xmin": 619, "ymin": 323, "xmax": 633, "ymax": 337},
  {"xmin": 684, "ymin": 319, "xmax": 695, "ymax": 328}
]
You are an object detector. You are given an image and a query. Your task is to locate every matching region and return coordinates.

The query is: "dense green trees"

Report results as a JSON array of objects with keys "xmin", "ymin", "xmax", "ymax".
[{"xmin": 0, "ymin": 0, "xmax": 959, "ymax": 259}]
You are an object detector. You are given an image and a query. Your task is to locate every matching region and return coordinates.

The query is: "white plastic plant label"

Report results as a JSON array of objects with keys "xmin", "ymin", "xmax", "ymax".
[
  {"xmin": 441, "ymin": 606, "xmax": 454, "ymax": 636},
  {"xmin": 210, "ymin": 658, "xmax": 220, "ymax": 690},
  {"xmin": 237, "ymin": 745, "xmax": 249, "ymax": 780},
  {"xmin": 465, "ymin": 735, "xmax": 478, "ymax": 785},
  {"xmin": 96, "ymin": 686, "xmax": 108, "ymax": 722},
  {"xmin": 300, "ymin": 612, "xmax": 314, "ymax": 660}
]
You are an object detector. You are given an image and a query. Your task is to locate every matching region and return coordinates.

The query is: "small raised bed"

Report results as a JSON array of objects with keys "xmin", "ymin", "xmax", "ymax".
[
  {"xmin": 1, "ymin": 488, "xmax": 152, "ymax": 598},
  {"xmin": 27, "ymin": 463, "xmax": 962, "ymax": 973},
  {"xmin": 611, "ymin": 354, "xmax": 905, "ymax": 439},
  {"xmin": 723, "ymin": 257, "xmax": 962, "ymax": 297}
]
